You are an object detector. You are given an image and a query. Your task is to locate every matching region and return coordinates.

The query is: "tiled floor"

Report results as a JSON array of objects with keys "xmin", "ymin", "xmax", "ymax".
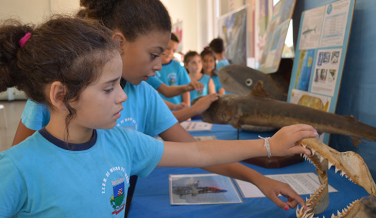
[{"xmin": 0, "ymin": 100, "xmax": 26, "ymax": 152}]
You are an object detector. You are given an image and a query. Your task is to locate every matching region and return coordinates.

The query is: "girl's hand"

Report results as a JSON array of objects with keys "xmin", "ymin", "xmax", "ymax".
[
  {"xmin": 269, "ymin": 124, "xmax": 317, "ymax": 156},
  {"xmin": 256, "ymin": 176, "xmax": 307, "ymax": 211},
  {"xmin": 191, "ymin": 94, "xmax": 218, "ymax": 115},
  {"xmin": 186, "ymin": 80, "xmax": 204, "ymax": 92},
  {"xmin": 173, "ymin": 102, "xmax": 189, "ymax": 111}
]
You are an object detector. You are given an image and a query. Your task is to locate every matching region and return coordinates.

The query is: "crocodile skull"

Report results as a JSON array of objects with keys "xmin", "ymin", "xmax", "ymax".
[{"xmin": 295, "ymin": 138, "xmax": 376, "ymax": 218}]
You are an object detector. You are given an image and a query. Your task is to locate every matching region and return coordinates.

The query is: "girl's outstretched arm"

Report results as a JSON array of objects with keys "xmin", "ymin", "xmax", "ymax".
[
  {"xmin": 158, "ymin": 123, "xmax": 315, "ymax": 210},
  {"xmin": 171, "ymin": 93, "xmax": 218, "ymax": 122},
  {"xmin": 157, "ymin": 124, "xmax": 316, "ymax": 167},
  {"xmin": 157, "ymin": 81, "xmax": 203, "ymax": 98}
]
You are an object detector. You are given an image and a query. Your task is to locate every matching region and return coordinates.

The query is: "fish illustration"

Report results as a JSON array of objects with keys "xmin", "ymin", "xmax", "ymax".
[{"xmin": 302, "ymin": 26, "xmax": 317, "ymax": 37}]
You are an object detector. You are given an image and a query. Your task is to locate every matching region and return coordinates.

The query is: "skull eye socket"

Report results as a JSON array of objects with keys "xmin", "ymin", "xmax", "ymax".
[{"xmin": 246, "ymin": 78, "xmax": 253, "ymax": 86}]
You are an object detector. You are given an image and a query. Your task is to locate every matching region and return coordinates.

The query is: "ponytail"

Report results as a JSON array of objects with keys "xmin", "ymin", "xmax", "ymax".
[{"xmin": 0, "ymin": 19, "xmax": 33, "ymax": 92}]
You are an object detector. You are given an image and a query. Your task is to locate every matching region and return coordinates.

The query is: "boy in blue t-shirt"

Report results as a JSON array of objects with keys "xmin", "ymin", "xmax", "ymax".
[
  {"xmin": 157, "ymin": 33, "xmax": 191, "ymax": 106},
  {"xmin": 209, "ymin": 37, "xmax": 230, "ymax": 70},
  {"xmin": 209, "ymin": 38, "xmax": 231, "ymax": 94}
]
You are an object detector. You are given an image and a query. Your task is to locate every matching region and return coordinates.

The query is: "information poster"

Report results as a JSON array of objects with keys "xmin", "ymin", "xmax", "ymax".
[
  {"xmin": 258, "ymin": 0, "xmax": 296, "ymax": 73},
  {"xmin": 254, "ymin": 0, "xmax": 273, "ymax": 66},
  {"xmin": 287, "ymin": 0, "xmax": 356, "ymax": 144},
  {"xmin": 217, "ymin": 7, "xmax": 248, "ymax": 66}
]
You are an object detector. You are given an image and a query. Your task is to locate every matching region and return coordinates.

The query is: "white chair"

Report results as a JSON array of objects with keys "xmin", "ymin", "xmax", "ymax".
[{"xmin": 0, "ymin": 104, "xmax": 7, "ymax": 128}]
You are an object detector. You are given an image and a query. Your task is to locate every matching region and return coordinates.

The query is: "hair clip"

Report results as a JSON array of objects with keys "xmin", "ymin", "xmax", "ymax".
[{"xmin": 19, "ymin": 32, "xmax": 31, "ymax": 48}]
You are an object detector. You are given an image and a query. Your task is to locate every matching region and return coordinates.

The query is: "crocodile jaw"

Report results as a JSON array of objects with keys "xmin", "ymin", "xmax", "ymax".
[{"xmin": 295, "ymin": 138, "xmax": 376, "ymax": 218}]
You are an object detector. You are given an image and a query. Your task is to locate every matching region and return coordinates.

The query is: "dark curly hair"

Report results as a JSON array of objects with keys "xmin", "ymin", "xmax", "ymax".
[
  {"xmin": 0, "ymin": 16, "xmax": 117, "ymax": 140},
  {"xmin": 78, "ymin": 0, "xmax": 172, "ymax": 41}
]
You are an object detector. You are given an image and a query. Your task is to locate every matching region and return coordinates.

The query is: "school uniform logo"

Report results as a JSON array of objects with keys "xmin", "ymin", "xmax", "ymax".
[
  {"xmin": 101, "ymin": 166, "xmax": 130, "ymax": 216},
  {"xmin": 110, "ymin": 178, "xmax": 125, "ymax": 215},
  {"xmin": 117, "ymin": 117, "xmax": 137, "ymax": 131},
  {"xmin": 167, "ymin": 73, "xmax": 177, "ymax": 86}
]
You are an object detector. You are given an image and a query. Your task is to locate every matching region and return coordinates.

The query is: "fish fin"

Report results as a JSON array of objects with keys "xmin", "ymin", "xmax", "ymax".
[
  {"xmin": 248, "ymin": 81, "xmax": 272, "ymax": 98},
  {"xmin": 351, "ymin": 137, "xmax": 364, "ymax": 148},
  {"xmin": 344, "ymin": 115, "xmax": 360, "ymax": 123}
]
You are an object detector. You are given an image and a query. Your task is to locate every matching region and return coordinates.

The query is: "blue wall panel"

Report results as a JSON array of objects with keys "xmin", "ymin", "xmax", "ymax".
[{"xmin": 293, "ymin": 0, "xmax": 376, "ymax": 180}]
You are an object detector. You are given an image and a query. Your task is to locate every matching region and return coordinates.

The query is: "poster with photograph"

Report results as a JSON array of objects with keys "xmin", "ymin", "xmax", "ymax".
[
  {"xmin": 172, "ymin": 21, "xmax": 183, "ymax": 53},
  {"xmin": 290, "ymin": 89, "xmax": 331, "ymax": 112},
  {"xmin": 217, "ymin": 7, "xmax": 247, "ymax": 66},
  {"xmin": 287, "ymin": 0, "xmax": 355, "ymax": 144},
  {"xmin": 258, "ymin": 0, "xmax": 296, "ymax": 74},
  {"xmin": 311, "ymin": 49, "xmax": 342, "ymax": 96},
  {"xmin": 169, "ymin": 174, "xmax": 242, "ymax": 205}
]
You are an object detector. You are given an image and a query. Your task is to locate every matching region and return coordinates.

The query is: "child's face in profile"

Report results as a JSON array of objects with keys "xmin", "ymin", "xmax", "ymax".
[
  {"xmin": 202, "ymin": 54, "xmax": 215, "ymax": 74},
  {"xmin": 120, "ymin": 31, "xmax": 170, "ymax": 85},
  {"xmin": 70, "ymin": 52, "xmax": 127, "ymax": 130},
  {"xmin": 186, "ymin": 55, "xmax": 202, "ymax": 74},
  {"xmin": 161, "ymin": 40, "xmax": 178, "ymax": 65}
]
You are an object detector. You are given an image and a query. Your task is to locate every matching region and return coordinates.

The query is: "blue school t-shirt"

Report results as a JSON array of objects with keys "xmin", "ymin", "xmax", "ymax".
[
  {"xmin": 146, "ymin": 76, "xmax": 163, "ymax": 90},
  {"xmin": 156, "ymin": 59, "xmax": 191, "ymax": 104},
  {"xmin": 0, "ymin": 127, "xmax": 164, "ymax": 217},
  {"xmin": 216, "ymin": 59, "xmax": 231, "ymax": 94},
  {"xmin": 190, "ymin": 74, "xmax": 211, "ymax": 103},
  {"xmin": 21, "ymin": 81, "xmax": 177, "ymax": 137},
  {"xmin": 216, "ymin": 59, "xmax": 230, "ymax": 70}
]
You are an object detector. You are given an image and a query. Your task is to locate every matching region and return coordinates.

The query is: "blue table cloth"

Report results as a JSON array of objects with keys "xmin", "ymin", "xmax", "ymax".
[{"xmin": 128, "ymin": 124, "xmax": 369, "ymax": 218}]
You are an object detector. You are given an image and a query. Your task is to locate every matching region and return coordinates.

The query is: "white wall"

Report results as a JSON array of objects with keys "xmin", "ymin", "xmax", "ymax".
[
  {"xmin": 161, "ymin": 0, "xmax": 199, "ymax": 53},
  {"xmin": 0, "ymin": 0, "xmax": 79, "ymax": 23},
  {"xmin": 0, "ymin": 0, "xmax": 52, "ymax": 23},
  {"xmin": 162, "ymin": 0, "xmax": 253, "ymax": 57},
  {"xmin": 0, "ymin": 0, "xmax": 80, "ymax": 100}
]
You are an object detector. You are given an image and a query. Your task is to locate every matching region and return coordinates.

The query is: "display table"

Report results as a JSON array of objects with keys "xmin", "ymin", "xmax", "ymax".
[{"xmin": 127, "ymin": 124, "xmax": 369, "ymax": 218}]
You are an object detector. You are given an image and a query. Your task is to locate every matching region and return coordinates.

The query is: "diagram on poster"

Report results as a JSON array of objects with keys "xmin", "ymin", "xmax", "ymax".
[
  {"xmin": 298, "ymin": 6, "xmax": 325, "ymax": 50},
  {"xmin": 287, "ymin": 0, "xmax": 355, "ymax": 144}
]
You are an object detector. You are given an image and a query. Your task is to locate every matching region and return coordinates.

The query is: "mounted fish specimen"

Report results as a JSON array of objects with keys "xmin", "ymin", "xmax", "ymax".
[
  {"xmin": 296, "ymin": 138, "xmax": 376, "ymax": 218},
  {"xmin": 195, "ymin": 81, "xmax": 376, "ymax": 147},
  {"xmin": 218, "ymin": 64, "xmax": 289, "ymax": 101}
]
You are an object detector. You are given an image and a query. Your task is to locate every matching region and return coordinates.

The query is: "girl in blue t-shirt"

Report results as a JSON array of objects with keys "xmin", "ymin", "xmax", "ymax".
[
  {"xmin": 200, "ymin": 48, "xmax": 225, "ymax": 94},
  {"xmin": 184, "ymin": 51, "xmax": 215, "ymax": 103},
  {"xmin": 11, "ymin": 0, "xmax": 315, "ymax": 213},
  {"xmin": 0, "ymin": 17, "xmax": 316, "ymax": 217}
]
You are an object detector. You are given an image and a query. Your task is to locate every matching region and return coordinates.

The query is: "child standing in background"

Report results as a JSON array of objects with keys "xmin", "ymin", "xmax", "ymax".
[
  {"xmin": 209, "ymin": 37, "xmax": 230, "ymax": 70},
  {"xmin": 157, "ymin": 33, "xmax": 191, "ymax": 106},
  {"xmin": 184, "ymin": 51, "xmax": 215, "ymax": 103},
  {"xmin": 0, "ymin": 17, "xmax": 316, "ymax": 217},
  {"xmin": 201, "ymin": 48, "xmax": 225, "ymax": 94}
]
